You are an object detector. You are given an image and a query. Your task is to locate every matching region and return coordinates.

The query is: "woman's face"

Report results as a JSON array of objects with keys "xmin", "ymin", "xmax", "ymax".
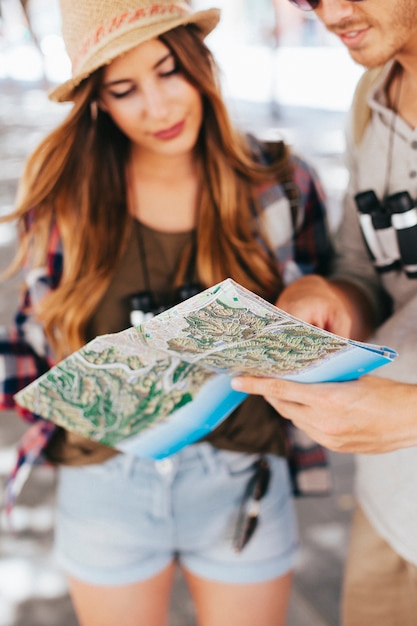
[{"xmin": 99, "ymin": 38, "xmax": 203, "ymax": 160}]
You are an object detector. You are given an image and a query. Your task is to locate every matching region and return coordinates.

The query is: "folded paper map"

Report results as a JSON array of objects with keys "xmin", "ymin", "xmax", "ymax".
[{"xmin": 14, "ymin": 279, "xmax": 397, "ymax": 459}]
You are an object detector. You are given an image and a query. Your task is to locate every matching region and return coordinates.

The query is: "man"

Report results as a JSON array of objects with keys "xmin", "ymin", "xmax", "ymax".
[{"xmin": 232, "ymin": 1, "xmax": 417, "ymax": 624}]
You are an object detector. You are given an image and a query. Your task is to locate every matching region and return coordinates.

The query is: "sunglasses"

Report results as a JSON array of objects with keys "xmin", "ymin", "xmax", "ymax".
[
  {"xmin": 233, "ymin": 456, "xmax": 271, "ymax": 552},
  {"xmin": 288, "ymin": 0, "xmax": 364, "ymax": 11}
]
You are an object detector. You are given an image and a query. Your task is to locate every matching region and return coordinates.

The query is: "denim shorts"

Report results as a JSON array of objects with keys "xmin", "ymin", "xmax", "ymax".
[{"xmin": 54, "ymin": 443, "xmax": 299, "ymax": 586}]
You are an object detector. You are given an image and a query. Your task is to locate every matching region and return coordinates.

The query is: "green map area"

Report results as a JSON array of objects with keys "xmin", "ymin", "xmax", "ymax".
[
  {"xmin": 15, "ymin": 279, "xmax": 350, "ymax": 448},
  {"xmin": 167, "ymin": 299, "xmax": 346, "ymax": 375}
]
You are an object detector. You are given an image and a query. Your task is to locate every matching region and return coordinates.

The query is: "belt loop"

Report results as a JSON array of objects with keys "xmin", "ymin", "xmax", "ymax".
[
  {"xmin": 121, "ymin": 452, "xmax": 136, "ymax": 478},
  {"xmin": 197, "ymin": 443, "xmax": 218, "ymax": 474}
]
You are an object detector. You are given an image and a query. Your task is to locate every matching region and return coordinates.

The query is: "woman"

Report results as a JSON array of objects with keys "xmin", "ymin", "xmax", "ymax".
[{"xmin": 1, "ymin": 1, "xmax": 333, "ymax": 624}]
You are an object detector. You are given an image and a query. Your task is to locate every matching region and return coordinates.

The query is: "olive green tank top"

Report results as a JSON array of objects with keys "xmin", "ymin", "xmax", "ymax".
[{"xmin": 44, "ymin": 220, "xmax": 286, "ymax": 465}]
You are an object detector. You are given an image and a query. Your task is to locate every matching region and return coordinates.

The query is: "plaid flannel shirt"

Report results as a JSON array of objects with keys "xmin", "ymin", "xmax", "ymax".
[{"xmin": 2, "ymin": 144, "xmax": 333, "ymax": 509}]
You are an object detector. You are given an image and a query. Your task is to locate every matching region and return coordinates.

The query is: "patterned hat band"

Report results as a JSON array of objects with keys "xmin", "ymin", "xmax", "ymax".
[
  {"xmin": 73, "ymin": 4, "xmax": 190, "ymax": 73},
  {"xmin": 49, "ymin": 1, "xmax": 220, "ymax": 102}
]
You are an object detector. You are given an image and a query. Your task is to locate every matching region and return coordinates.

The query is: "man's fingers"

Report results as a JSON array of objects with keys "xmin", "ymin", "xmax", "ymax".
[
  {"xmin": 231, "ymin": 376, "xmax": 296, "ymax": 399},
  {"xmin": 231, "ymin": 376, "xmax": 319, "ymax": 406}
]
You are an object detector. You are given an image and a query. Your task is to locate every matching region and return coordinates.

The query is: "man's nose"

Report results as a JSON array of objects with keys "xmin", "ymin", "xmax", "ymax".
[{"xmin": 315, "ymin": 0, "xmax": 357, "ymax": 25}]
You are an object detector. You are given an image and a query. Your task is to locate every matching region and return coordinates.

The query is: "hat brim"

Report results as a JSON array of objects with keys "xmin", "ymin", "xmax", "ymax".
[{"xmin": 48, "ymin": 8, "xmax": 220, "ymax": 103}]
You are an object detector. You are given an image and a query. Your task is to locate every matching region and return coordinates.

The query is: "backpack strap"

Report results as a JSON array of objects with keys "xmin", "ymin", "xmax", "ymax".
[{"xmin": 351, "ymin": 66, "xmax": 385, "ymax": 146}]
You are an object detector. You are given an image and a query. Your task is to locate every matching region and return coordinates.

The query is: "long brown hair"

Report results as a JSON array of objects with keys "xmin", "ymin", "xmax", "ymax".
[{"xmin": 5, "ymin": 25, "xmax": 293, "ymax": 359}]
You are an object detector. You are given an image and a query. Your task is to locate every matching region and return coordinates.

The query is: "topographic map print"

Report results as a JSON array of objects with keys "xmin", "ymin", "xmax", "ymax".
[{"xmin": 15, "ymin": 279, "xmax": 350, "ymax": 448}]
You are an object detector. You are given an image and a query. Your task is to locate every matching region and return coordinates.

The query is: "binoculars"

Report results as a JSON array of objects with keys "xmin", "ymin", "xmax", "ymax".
[
  {"xmin": 129, "ymin": 282, "xmax": 203, "ymax": 326},
  {"xmin": 354, "ymin": 190, "xmax": 417, "ymax": 278}
]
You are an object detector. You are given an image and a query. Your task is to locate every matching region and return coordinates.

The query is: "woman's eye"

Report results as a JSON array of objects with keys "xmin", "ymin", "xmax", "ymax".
[
  {"xmin": 109, "ymin": 87, "xmax": 135, "ymax": 99},
  {"xmin": 159, "ymin": 65, "xmax": 179, "ymax": 78}
]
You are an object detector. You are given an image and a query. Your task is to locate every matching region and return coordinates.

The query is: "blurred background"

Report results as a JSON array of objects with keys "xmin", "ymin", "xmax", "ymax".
[{"xmin": 0, "ymin": 1, "xmax": 362, "ymax": 624}]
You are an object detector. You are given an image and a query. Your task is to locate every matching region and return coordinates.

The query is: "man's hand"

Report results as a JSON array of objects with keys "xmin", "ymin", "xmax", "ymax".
[{"xmin": 231, "ymin": 375, "xmax": 417, "ymax": 454}]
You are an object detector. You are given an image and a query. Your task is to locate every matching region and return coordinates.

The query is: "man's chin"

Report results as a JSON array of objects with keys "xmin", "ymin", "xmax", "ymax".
[{"xmin": 347, "ymin": 49, "xmax": 387, "ymax": 70}]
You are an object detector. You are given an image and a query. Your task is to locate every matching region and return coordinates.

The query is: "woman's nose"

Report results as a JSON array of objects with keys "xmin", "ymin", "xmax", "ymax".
[{"xmin": 141, "ymin": 84, "xmax": 169, "ymax": 119}]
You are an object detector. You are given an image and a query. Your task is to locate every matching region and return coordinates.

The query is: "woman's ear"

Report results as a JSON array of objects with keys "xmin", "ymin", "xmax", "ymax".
[
  {"xmin": 90, "ymin": 98, "xmax": 109, "ymax": 121},
  {"xmin": 90, "ymin": 100, "xmax": 99, "ymax": 121},
  {"xmin": 97, "ymin": 95, "xmax": 109, "ymax": 113}
]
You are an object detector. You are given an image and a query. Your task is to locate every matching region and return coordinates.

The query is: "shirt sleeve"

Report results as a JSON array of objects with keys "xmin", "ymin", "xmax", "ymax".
[
  {"xmin": 330, "ymin": 118, "xmax": 390, "ymax": 325},
  {"xmin": 0, "ymin": 292, "xmax": 50, "ymax": 414},
  {"xmin": 291, "ymin": 154, "xmax": 334, "ymax": 278},
  {"xmin": 0, "ymin": 219, "xmax": 61, "ymax": 415}
]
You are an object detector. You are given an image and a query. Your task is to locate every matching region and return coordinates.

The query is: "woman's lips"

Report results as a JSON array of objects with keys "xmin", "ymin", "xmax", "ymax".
[{"xmin": 153, "ymin": 120, "xmax": 185, "ymax": 140}]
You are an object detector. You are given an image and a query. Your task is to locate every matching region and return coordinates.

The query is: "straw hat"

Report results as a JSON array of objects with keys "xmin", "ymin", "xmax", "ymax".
[{"xmin": 49, "ymin": 0, "xmax": 220, "ymax": 102}]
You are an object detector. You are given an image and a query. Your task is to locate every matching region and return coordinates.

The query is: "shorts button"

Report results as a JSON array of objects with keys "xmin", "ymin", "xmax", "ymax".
[{"xmin": 155, "ymin": 458, "xmax": 174, "ymax": 474}]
